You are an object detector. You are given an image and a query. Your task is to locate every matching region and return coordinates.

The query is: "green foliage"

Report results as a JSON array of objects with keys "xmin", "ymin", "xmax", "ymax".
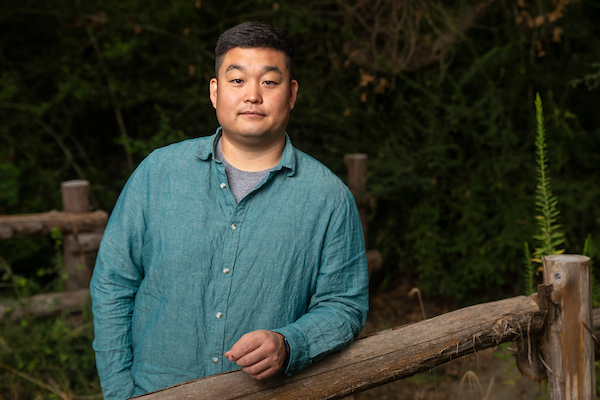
[
  {"xmin": 0, "ymin": 228, "xmax": 65, "ymax": 300},
  {"xmin": 522, "ymin": 94, "xmax": 566, "ymax": 295},
  {"xmin": 0, "ymin": 231, "xmax": 95, "ymax": 398},
  {"xmin": 0, "ymin": 304, "xmax": 100, "ymax": 399},
  {"xmin": 358, "ymin": 1, "xmax": 600, "ymax": 301},
  {"xmin": 0, "ymin": 159, "xmax": 20, "ymax": 210},
  {"xmin": 531, "ymin": 94, "xmax": 565, "ymax": 262},
  {"xmin": 583, "ymin": 235, "xmax": 600, "ymax": 308},
  {"xmin": 523, "ymin": 242, "xmax": 536, "ymax": 296},
  {"xmin": 1, "ymin": 0, "xmax": 600, "ymax": 302},
  {"xmin": 569, "ymin": 62, "xmax": 600, "ymax": 91},
  {"xmin": 522, "ymin": 96, "xmax": 599, "ymax": 301}
]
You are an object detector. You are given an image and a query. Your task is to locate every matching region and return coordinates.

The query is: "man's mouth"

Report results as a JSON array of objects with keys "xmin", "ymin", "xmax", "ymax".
[{"xmin": 240, "ymin": 110, "xmax": 266, "ymax": 116}]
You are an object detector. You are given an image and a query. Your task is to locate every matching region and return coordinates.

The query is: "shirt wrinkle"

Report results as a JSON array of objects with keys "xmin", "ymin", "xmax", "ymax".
[{"xmin": 90, "ymin": 127, "xmax": 368, "ymax": 400}]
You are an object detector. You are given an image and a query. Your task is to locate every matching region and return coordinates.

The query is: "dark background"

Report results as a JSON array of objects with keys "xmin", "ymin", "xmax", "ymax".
[
  {"xmin": 2, "ymin": 0, "xmax": 600, "ymax": 299},
  {"xmin": 1, "ymin": 0, "xmax": 600, "ymax": 397}
]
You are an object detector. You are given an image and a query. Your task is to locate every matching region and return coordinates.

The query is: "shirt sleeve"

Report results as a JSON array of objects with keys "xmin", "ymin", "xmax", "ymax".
[
  {"xmin": 90, "ymin": 163, "xmax": 148, "ymax": 400},
  {"xmin": 273, "ymin": 187, "xmax": 369, "ymax": 374}
]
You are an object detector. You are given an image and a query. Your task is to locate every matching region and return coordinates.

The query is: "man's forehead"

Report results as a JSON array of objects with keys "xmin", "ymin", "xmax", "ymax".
[{"xmin": 219, "ymin": 47, "xmax": 289, "ymax": 76}]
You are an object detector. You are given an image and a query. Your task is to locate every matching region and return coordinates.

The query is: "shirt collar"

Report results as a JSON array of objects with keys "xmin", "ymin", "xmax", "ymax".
[{"xmin": 195, "ymin": 127, "xmax": 297, "ymax": 177}]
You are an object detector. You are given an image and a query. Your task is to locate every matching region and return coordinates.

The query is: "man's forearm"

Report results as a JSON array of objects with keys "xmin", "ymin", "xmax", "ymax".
[{"xmin": 90, "ymin": 235, "xmax": 143, "ymax": 399}]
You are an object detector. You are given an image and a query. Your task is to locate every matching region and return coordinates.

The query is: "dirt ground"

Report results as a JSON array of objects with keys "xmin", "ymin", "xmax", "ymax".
[{"xmin": 349, "ymin": 280, "xmax": 547, "ymax": 400}]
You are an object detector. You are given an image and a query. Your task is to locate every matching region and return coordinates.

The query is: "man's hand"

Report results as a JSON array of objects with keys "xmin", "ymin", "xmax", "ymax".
[{"xmin": 224, "ymin": 330, "xmax": 287, "ymax": 380}]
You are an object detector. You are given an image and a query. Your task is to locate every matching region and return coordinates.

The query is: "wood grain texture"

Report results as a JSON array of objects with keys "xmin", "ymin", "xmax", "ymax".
[{"xmin": 542, "ymin": 255, "xmax": 595, "ymax": 400}]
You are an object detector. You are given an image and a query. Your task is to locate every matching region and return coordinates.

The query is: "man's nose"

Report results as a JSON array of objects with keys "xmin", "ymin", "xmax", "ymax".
[{"xmin": 245, "ymin": 82, "xmax": 262, "ymax": 103}]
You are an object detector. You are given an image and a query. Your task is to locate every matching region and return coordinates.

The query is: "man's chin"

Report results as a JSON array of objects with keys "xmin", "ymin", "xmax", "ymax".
[{"xmin": 226, "ymin": 128, "xmax": 283, "ymax": 141}]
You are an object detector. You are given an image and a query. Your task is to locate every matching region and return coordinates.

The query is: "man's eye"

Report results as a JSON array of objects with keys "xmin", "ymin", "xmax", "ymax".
[
  {"xmin": 231, "ymin": 79, "xmax": 243, "ymax": 84},
  {"xmin": 263, "ymin": 80, "xmax": 277, "ymax": 86}
]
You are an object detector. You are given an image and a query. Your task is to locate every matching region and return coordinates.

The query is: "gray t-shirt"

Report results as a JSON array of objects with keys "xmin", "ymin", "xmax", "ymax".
[{"xmin": 215, "ymin": 137, "xmax": 274, "ymax": 203}]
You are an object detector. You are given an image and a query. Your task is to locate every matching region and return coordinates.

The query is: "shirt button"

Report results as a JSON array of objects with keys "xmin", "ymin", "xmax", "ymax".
[
  {"xmin": 212, "ymin": 357, "xmax": 219, "ymax": 364},
  {"xmin": 231, "ymin": 224, "xmax": 237, "ymax": 230},
  {"xmin": 220, "ymin": 183, "xmax": 227, "ymax": 189},
  {"xmin": 216, "ymin": 312, "xmax": 223, "ymax": 319},
  {"xmin": 223, "ymin": 268, "xmax": 230, "ymax": 274}
]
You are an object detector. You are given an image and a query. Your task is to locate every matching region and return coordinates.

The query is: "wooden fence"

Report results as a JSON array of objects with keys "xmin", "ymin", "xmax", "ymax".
[
  {"xmin": 0, "ymin": 180, "xmax": 107, "ymax": 319},
  {"xmin": 131, "ymin": 255, "xmax": 596, "ymax": 400},
  {"xmin": 0, "ymin": 170, "xmax": 598, "ymax": 399}
]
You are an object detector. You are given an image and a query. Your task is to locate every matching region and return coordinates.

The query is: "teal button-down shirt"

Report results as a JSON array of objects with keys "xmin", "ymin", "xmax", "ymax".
[{"xmin": 90, "ymin": 129, "xmax": 369, "ymax": 399}]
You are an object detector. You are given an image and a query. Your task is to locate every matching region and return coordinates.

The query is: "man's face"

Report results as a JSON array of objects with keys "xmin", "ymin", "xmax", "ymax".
[{"xmin": 209, "ymin": 47, "xmax": 298, "ymax": 146}]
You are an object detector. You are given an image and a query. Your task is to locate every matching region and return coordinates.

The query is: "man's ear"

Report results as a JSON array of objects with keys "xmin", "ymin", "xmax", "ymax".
[
  {"xmin": 289, "ymin": 79, "xmax": 299, "ymax": 111},
  {"xmin": 209, "ymin": 78, "xmax": 218, "ymax": 109}
]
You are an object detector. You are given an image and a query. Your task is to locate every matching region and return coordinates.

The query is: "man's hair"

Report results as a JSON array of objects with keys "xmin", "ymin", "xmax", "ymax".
[{"xmin": 214, "ymin": 21, "xmax": 294, "ymax": 80}]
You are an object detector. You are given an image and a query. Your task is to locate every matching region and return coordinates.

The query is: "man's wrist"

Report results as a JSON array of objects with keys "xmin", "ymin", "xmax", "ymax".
[{"xmin": 281, "ymin": 334, "xmax": 290, "ymax": 370}]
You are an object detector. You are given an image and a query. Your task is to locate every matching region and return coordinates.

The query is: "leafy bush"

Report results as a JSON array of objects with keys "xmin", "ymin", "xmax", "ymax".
[{"xmin": 0, "ymin": 304, "xmax": 100, "ymax": 399}]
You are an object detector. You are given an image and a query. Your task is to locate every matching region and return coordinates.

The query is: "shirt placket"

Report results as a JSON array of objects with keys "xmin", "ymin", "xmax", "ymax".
[{"xmin": 207, "ymin": 169, "xmax": 249, "ymax": 373}]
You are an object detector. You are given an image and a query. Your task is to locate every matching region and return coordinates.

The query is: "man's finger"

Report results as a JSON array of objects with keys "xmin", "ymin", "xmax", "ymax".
[
  {"xmin": 234, "ymin": 343, "xmax": 273, "ymax": 367},
  {"xmin": 241, "ymin": 357, "xmax": 271, "ymax": 377},
  {"xmin": 224, "ymin": 332, "xmax": 263, "ymax": 361}
]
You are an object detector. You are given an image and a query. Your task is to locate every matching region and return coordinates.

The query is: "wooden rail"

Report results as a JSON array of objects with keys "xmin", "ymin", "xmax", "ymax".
[
  {"xmin": 133, "ymin": 255, "xmax": 595, "ymax": 400},
  {"xmin": 135, "ymin": 296, "xmax": 544, "ymax": 399},
  {"xmin": 0, "ymin": 209, "xmax": 107, "ymax": 240},
  {"xmin": 0, "ymin": 288, "xmax": 90, "ymax": 321}
]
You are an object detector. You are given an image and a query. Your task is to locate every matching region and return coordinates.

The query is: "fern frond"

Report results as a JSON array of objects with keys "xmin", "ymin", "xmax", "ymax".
[{"xmin": 532, "ymin": 93, "xmax": 565, "ymax": 261}]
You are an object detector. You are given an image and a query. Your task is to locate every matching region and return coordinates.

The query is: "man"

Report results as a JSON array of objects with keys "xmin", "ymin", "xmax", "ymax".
[{"xmin": 90, "ymin": 21, "xmax": 368, "ymax": 400}]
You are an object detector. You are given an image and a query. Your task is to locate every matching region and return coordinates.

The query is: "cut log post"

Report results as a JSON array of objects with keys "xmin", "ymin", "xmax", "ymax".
[
  {"xmin": 344, "ymin": 154, "xmax": 368, "ymax": 243},
  {"xmin": 541, "ymin": 254, "xmax": 595, "ymax": 399},
  {"xmin": 61, "ymin": 180, "xmax": 90, "ymax": 213},
  {"xmin": 134, "ymin": 296, "xmax": 545, "ymax": 400},
  {"xmin": 61, "ymin": 180, "xmax": 99, "ymax": 291}
]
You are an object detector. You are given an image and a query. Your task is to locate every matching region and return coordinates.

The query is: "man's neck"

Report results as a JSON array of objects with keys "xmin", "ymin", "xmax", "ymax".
[{"xmin": 220, "ymin": 132, "xmax": 285, "ymax": 172}]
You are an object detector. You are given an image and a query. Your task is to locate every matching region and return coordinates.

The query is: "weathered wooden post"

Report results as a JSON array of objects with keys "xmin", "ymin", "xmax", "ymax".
[
  {"xmin": 344, "ymin": 154, "xmax": 368, "ymax": 242},
  {"xmin": 541, "ymin": 254, "xmax": 595, "ymax": 399},
  {"xmin": 61, "ymin": 180, "xmax": 101, "ymax": 291},
  {"xmin": 344, "ymin": 154, "xmax": 381, "ymax": 274}
]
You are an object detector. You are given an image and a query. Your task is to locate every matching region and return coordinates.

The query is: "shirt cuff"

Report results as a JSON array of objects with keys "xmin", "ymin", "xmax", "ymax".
[{"xmin": 272, "ymin": 324, "xmax": 310, "ymax": 375}]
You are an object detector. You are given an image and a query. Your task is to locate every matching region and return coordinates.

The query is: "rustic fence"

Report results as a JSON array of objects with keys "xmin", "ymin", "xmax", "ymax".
[
  {"xmin": 131, "ymin": 255, "xmax": 597, "ymax": 400},
  {"xmin": 0, "ymin": 163, "xmax": 598, "ymax": 399},
  {"xmin": 0, "ymin": 179, "xmax": 107, "ymax": 320}
]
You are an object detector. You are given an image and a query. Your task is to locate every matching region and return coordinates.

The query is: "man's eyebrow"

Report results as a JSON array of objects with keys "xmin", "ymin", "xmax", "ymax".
[
  {"xmin": 263, "ymin": 65, "xmax": 283, "ymax": 75},
  {"xmin": 224, "ymin": 64, "xmax": 283, "ymax": 75},
  {"xmin": 225, "ymin": 64, "xmax": 244, "ymax": 73}
]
